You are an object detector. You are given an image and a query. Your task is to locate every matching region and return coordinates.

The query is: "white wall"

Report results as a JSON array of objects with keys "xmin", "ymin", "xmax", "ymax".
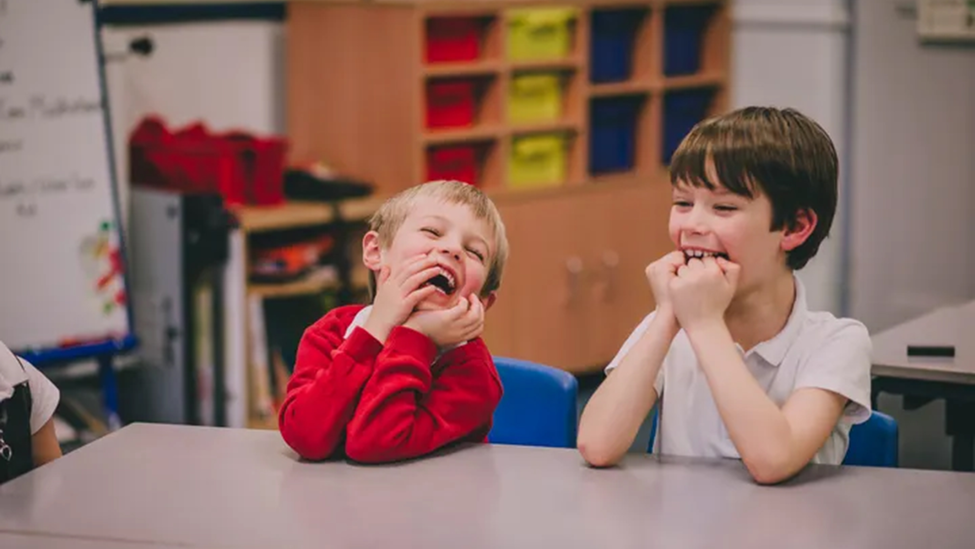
[
  {"xmin": 731, "ymin": 0, "xmax": 851, "ymax": 315},
  {"xmin": 101, "ymin": 21, "xmax": 286, "ymax": 223},
  {"xmin": 849, "ymin": 0, "xmax": 975, "ymax": 333}
]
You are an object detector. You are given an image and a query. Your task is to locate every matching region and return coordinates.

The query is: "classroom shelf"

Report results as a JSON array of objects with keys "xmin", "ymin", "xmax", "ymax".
[
  {"xmin": 233, "ymin": 199, "xmax": 381, "ymax": 233},
  {"xmin": 289, "ymin": 0, "xmax": 729, "ymax": 194},
  {"xmin": 423, "ymin": 60, "xmax": 503, "ymax": 78},
  {"xmin": 507, "ymin": 119, "xmax": 582, "ymax": 136},
  {"xmin": 662, "ymin": 71, "xmax": 725, "ymax": 91},
  {"xmin": 422, "ymin": 125, "xmax": 504, "ymax": 145},
  {"xmin": 589, "ymin": 81, "xmax": 653, "ymax": 97},
  {"xmin": 248, "ymin": 267, "xmax": 371, "ymax": 299},
  {"xmin": 508, "ymin": 57, "xmax": 583, "ymax": 72}
]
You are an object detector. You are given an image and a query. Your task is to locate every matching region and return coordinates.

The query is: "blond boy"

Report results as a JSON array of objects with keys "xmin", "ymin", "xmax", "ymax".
[{"xmin": 280, "ymin": 180, "xmax": 509, "ymax": 463}]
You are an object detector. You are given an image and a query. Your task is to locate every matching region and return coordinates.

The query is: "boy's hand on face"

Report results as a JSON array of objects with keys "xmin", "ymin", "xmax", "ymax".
[
  {"xmin": 645, "ymin": 251, "xmax": 686, "ymax": 324},
  {"xmin": 362, "ymin": 255, "xmax": 442, "ymax": 342},
  {"xmin": 670, "ymin": 256, "xmax": 741, "ymax": 331},
  {"xmin": 404, "ymin": 294, "xmax": 485, "ymax": 349}
]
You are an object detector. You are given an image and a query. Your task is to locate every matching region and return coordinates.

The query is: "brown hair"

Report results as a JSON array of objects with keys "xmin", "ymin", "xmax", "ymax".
[
  {"xmin": 367, "ymin": 180, "xmax": 508, "ymax": 296},
  {"xmin": 669, "ymin": 106, "xmax": 838, "ymax": 270}
]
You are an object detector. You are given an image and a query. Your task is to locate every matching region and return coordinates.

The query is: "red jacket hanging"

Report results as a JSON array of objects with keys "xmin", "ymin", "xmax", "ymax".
[{"xmin": 278, "ymin": 305, "xmax": 503, "ymax": 463}]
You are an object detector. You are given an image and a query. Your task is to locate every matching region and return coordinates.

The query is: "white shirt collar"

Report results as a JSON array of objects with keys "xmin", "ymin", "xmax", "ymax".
[
  {"xmin": 745, "ymin": 274, "xmax": 808, "ymax": 367},
  {"xmin": 344, "ymin": 305, "xmax": 373, "ymax": 339}
]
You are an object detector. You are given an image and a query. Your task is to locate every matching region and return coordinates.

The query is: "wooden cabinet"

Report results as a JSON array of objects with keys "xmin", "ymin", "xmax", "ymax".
[
  {"xmin": 287, "ymin": 0, "xmax": 731, "ymax": 374},
  {"xmin": 484, "ymin": 180, "xmax": 670, "ymax": 373}
]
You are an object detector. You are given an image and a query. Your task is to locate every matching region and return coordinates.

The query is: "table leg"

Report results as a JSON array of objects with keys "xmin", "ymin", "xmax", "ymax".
[{"xmin": 946, "ymin": 400, "xmax": 975, "ymax": 472}]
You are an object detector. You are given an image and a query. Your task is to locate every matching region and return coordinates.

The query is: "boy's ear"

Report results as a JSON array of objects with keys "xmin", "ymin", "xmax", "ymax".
[
  {"xmin": 362, "ymin": 231, "xmax": 383, "ymax": 272},
  {"xmin": 781, "ymin": 208, "xmax": 818, "ymax": 252},
  {"xmin": 480, "ymin": 291, "xmax": 497, "ymax": 311}
]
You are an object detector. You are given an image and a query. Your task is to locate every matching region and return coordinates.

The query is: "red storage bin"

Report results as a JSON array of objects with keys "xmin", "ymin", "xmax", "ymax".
[
  {"xmin": 427, "ymin": 146, "xmax": 478, "ymax": 186},
  {"xmin": 426, "ymin": 17, "xmax": 480, "ymax": 63},
  {"xmin": 426, "ymin": 80, "xmax": 476, "ymax": 129},
  {"xmin": 129, "ymin": 116, "xmax": 287, "ymax": 206}
]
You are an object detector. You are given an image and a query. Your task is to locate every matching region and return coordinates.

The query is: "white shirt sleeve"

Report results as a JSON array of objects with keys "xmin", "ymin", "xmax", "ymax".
[
  {"xmin": 22, "ymin": 358, "xmax": 60, "ymax": 435},
  {"xmin": 604, "ymin": 311, "xmax": 665, "ymax": 396},
  {"xmin": 794, "ymin": 319, "xmax": 873, "ymax": 423}
]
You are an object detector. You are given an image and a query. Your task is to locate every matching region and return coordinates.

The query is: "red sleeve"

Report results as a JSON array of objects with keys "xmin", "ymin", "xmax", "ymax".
[
  {"xmin": 344, "ymin": 328, "xmax": 503, "ymax": 463},
  {"xmin": 278, "ymin": 306, "xmax": 383, "ymax": 460}
]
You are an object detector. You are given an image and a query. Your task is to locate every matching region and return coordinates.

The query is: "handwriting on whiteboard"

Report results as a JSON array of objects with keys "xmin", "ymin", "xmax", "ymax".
[
  {"xmin": 0, "ymin": 173, "xmax": 98, "ymax": 217},
  {"xmin": 0, "ymin": 95, "xmax": 102, "ymax": 121}
]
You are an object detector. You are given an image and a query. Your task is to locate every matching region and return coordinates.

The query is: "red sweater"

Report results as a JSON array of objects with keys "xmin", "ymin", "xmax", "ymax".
[{"xmin": 278, "ymin": 305, "xmax": 503, "ymax": 463}]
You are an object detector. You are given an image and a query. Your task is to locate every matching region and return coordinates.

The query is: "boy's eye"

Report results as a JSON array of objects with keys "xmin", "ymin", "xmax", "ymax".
[
  {"xmin": 467, "ymin": 248, "xmax": 485, "ymax": 261},
  {"xmin": 421, "ymin": 227, "xmax": 441, "ymax": 236},
  {"xmin": 714, "ymin": 205, "xmax": 738, "ymax": 212},
  {"xmin": 673, "ymin": 200, "xmax": 692, "ymax": 208}
]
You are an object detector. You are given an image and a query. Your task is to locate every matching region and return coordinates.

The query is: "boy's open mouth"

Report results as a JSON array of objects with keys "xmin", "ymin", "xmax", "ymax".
[
  {"xmin": 683, "ymin": 249, "xmax": 730, "ymax": 263},
  {"xmin": 423, "ymin": 266, "xmax": 457, "ymax": 296}
]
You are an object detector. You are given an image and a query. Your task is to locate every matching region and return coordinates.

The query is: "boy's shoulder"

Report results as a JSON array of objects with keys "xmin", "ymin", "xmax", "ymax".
[
  {"xmin": 0, "ymin": 341, "xmax": 28, "ymax": 397},
  {"xmin": 793, "ymin": 308, "xmax": 871, "ymax": 352}
]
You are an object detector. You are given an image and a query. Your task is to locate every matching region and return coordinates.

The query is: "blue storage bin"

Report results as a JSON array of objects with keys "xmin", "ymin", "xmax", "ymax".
[
  {"xmin": 589, "ymin": 96, "xmax": 643, "ymax": 174},
  {"xmin": 590, "ymin": 9, "xmax": 645, "ymax": 83},
  {"xmin": 664, "ymin": 5, "xmax": 714, "ymax": 76},
  {"xmin": 663, "ymin": 89, "xmax": 713, "ymax": 163}
]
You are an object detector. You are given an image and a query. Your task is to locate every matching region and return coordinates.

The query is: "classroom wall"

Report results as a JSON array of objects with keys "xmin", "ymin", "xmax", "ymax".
[
  {"xmin": 848, "ymin": 0, "xmax": 975, "ymax": 333},
  {"xmin": 730, "ymin": 0, "xmax": 850, "ymax": 315}
]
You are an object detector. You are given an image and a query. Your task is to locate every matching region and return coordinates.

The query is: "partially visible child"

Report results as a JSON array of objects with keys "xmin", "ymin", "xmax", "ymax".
[
  {"xmin": 0, "ymin": 340, "xmax": 62, "ymax": 483},
  {"xmin": 577, "ymin": 107, "xmax": 872, "ymax": 484},
  {"xmin": 279, "ymin": 180, "xmax": 508, "ymax": 463}
]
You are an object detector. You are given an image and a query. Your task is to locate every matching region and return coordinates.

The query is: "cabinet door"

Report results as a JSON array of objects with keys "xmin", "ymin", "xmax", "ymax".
[
  {"xmin": 486, "ymin": 193, "xmax": 588, "ymax": 370},
  {"xmin": 584, "ymin": 182, "xmax": 672, "ymax": 366}
]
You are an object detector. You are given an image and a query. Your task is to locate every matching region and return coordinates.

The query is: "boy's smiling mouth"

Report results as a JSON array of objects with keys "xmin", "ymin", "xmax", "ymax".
[
  {"xmin": 682, "ymin": 248, "xmax": 730, "ymax": 263},
  {"xmin": 423, "ymin": 265, "xmax": 457, "ymax": 296}
]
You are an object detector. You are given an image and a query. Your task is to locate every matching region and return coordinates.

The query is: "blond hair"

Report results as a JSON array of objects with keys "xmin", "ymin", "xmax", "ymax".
[{"xmin": 368, "ymin": 180, "xmax": 508, "ymax": 296}]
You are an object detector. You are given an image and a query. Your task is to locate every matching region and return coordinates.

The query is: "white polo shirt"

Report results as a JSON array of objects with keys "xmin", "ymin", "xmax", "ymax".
[
  {"xmin": 0, "ymin": 341, "xmax": 60, "ymax": 435},
  {"xmin": 606, "ymin": 276, "xmax": 872, "ymax": 465}
]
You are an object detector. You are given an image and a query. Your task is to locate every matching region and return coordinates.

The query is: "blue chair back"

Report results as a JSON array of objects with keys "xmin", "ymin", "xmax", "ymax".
[
  {"xmin": 843, "ymin": 411, "xmax": 899, "ymax": 467},
  {"xmin": 488, "ymin": 356, "xmax": 578, "ymax": 448},
  {"xmin": 646, "ymin": 404, "xmax": 659, "ymax": 453}
]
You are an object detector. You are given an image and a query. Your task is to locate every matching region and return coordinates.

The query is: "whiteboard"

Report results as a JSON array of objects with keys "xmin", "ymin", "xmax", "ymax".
[{"xmin": 0, "ymin": 0, "xmax": 132, "ymax": 358}]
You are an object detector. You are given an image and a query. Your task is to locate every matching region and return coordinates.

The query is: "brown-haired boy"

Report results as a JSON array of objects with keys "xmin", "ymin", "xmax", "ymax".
[
  {"xmin": 280, "ymin": 180, "xmax": 508, "ymax": 463},
  {"xmin": 578, "ymin": 107, "xmax": 872, "ymax": 484}
]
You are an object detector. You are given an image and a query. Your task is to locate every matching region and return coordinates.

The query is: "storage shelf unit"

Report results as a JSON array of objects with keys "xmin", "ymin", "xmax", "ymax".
[{"xmin": 288, "ymin": 0, "xmax": 730, "ymax": 194}]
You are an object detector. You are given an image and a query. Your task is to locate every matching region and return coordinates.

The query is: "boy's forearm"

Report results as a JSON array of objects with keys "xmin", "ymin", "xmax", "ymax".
[
  {"xmin": 278, "ymin": 328, "xmax": 381, "ymax": 460},
  {"xmin": 685, "ymin": 322, "xmax": 800, "ymax": 482},
  {"xmin": 346, "ymin": 331, "xmax": 498, "ymax": 463},
  {"xmin": 578, "ymin": 311, "xmax": 679, "ymax": 467}
]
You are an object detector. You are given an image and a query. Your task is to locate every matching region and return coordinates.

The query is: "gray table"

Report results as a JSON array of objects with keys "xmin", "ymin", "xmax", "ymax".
[
  {"xmin": 0, "ymin": 532, "xmax": 188, "ymax": 549},
  {"xmin": 871, "ymin": 301, "xmax": 975, "ymax": 470},
  {"xmin": 3, "ymin": 424, "xmax": 975, "ymax": 549}
]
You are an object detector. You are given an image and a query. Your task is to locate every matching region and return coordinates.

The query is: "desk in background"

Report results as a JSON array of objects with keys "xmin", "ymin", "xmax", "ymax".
[
  {"xmin": 2, "ymin": 423, "xmax": 974, "ymax": 549},
  {"xmin": 871, "ymin": 300, "xmax": 975, "ymax": 471}
]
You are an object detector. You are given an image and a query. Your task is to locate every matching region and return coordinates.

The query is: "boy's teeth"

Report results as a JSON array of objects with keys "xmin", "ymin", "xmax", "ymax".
[{"xmin": 437, "ymin": 266, "xmax": 456, "ymax": 290}]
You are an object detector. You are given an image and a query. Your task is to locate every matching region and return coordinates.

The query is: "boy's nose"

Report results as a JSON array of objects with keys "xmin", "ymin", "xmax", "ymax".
[
  {"xmin": 682, "ymin": 207, "xmax": 711, "ymax": 235},
  {"xmin": 438, "ymin": 246, "xmax": 461, "ymax": 261}
]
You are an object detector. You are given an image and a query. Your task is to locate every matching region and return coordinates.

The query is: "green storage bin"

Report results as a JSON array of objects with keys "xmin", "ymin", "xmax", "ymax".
[
  {"xmin": 509, "ymin": 72, "xmax": 562, "ymax": 124},
  {"xmin": 509, "ymin": 133, "xmax": 568, "ymax": 189},
  {"xmin": 507, "ymin": 7, "xmax": 577, "ymax": 60}
]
